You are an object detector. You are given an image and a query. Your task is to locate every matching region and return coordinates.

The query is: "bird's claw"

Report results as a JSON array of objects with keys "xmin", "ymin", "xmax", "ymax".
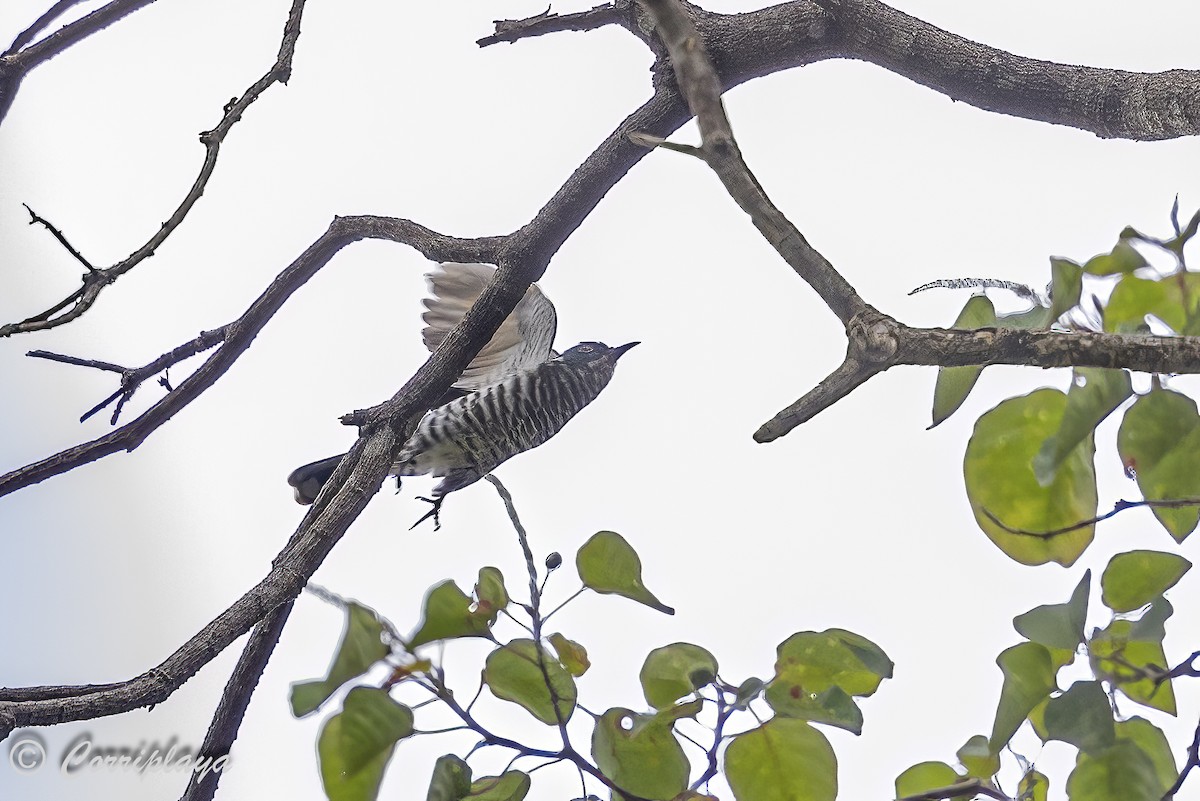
[{"xmin": 410, "ymin": 495, "xmax": 443, "ymax": 531}]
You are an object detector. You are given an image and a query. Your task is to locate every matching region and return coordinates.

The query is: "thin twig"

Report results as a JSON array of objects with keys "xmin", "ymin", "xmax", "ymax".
[
  {"xmin": 983, "ymin": 497, "xmax": 1200, "ymax": 539},
  {"xmin": 484, "ymin": 476, "xmax": 572, "ymax": 742},
  {"xmin": 23, "ymin": 202, "xmax": 97, "ymax": 271},
  {"xmin": 1163, "ymin": 717, "xmax": 1200, "ymax": 800},
  {"xmin": 477, "ymin": 3, "xmax": 630, "ymax": 47},
  {"xmin": 2, "ymin": 0, "xmax": 309, "ymax": 336}
]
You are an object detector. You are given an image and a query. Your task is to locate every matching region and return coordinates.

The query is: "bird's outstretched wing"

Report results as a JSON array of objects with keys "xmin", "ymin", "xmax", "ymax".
[{"xmin": 421, "ymin": 262, "xmax": 558, "ymax": 390}]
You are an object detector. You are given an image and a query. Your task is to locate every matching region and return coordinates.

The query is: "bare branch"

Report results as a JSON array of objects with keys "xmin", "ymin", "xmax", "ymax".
[
  {"xmin": 0, "ymin": 418, "xmax": 408, "ymax": 735},
  {"xmin": 760, "ymin": 309, "xmax": 1200, "ymax": 440},
  {"xmin": 807, "ymin": 0, "xmax": 1200, "ymax": 141},
  {"xmin": 0, "ymin": 0, "xmax": 159, "ymax": 123},
  {"xmin": 477, "ymin": 3, "xmax": 631, "ymax": 48},
  {"xmin": 21, "ymin": 202, "xmax": 97, "ymax": 272},
  {"xmin": 636, "ymin": 0, "xmax": 871, "ymax": 326},
  {"xmin": 3, "ymin": 0, "xmax": 89, "ymax": 57},
  {"xmin": 0, "ymin": 217, "xmax": 490, "ymax": 498},
  {"xmin": 178, "ymin": 602, "xmax": 295, "ymax": 801},
  {"xmin": 754, "ymin": 356, "xmax": 879, "ymax": 442},
  {"xmin": 1, "ymin": 0, "xmax": 308, "ymax": 337}
]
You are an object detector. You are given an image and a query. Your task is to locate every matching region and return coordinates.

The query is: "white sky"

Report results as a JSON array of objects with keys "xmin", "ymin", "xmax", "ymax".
[{"xmin": 2, "ymin": 1, "xmax": 1199, "ymax": 800}]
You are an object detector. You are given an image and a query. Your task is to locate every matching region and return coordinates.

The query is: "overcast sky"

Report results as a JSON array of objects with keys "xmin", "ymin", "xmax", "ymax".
[{"xmin": 2, "ymin": 1, "xmax": 1200, "ymax": 800}]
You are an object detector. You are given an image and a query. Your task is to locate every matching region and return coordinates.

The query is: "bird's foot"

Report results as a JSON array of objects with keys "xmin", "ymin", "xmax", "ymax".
[
  {"xmin": 394, "ymin": 476, "xmax": 403, "ymax": 495},
  {"xmin": 410, "ymin": 496, "xmax": 444, "ymax": 532}
]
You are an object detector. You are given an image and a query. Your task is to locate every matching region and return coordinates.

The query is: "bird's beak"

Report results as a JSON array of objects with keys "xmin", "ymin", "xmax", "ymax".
[{"xmin": 610, "ymin": 341, "xmax": 640, "ymax": 360}]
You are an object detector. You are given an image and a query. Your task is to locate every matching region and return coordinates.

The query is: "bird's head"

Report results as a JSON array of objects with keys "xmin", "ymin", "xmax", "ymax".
[{"xmin": 560, "ymin": 341, "xmax": 639, "ymax": 367}]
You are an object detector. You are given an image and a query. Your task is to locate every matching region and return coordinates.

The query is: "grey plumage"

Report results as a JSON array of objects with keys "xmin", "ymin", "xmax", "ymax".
[{"xmin": 287, "ymin": 262, "xmax": 637, "ymax": 528}]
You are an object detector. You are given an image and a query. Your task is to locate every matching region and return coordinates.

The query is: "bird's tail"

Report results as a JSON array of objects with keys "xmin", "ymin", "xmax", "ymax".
[{"xmin": 287, "ymin": 454, "xmax": 346, "ymax": 504}]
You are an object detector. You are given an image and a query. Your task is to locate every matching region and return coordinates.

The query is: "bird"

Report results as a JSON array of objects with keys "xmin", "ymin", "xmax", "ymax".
[{"xmin": 287, "ymin": 262, "xmax": 638, "ymax": 529}]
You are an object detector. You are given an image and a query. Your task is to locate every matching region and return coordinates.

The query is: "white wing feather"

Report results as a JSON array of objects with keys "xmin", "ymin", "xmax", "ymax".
[{"xmin": 421, "ymin": 263, "xmax": 558, "ymax": 390}]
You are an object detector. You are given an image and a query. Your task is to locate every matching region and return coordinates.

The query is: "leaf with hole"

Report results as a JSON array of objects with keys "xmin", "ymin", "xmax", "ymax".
[{"xmin": 590, "ymin": 707, "xmax": 689, "ymax": 801}]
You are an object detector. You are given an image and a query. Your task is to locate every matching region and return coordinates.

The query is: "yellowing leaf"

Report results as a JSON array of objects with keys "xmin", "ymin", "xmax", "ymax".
[{"xmin": 964, "ymin": 389, "xmax": 1097, "ymax": 566}]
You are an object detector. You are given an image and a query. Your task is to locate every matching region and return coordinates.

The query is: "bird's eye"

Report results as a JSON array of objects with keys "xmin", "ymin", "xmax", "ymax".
[{"xmin": 578, "ymin": 346, "xmax": 594, "ymax": 353}]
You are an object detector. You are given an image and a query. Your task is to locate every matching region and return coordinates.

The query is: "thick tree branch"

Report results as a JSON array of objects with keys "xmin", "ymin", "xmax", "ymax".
[
  {"xmin": 0, "ymin": 420, "xmax": 408, "ymax": 735},
  {"xmin": 809, "ymin": 0, "xmax": 1200, "ymax": 141},
  {"xmin": 0, "ymin": 0, "xmax": 307, "ymax": 337},
  {"xmin": 637, "ymin": 0, "xmax": 871, "ymax": 326},
  {"xmin": 758, "ymin": 310, "xmax": 1200, "ymax": 441},
  {"xmin": 178, "ymin": 602, "xmax": 295, "ymax": 801}
]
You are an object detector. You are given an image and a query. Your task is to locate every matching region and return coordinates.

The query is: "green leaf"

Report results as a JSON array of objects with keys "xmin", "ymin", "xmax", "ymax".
[
  {"xmin": 989, "ymin": 642, "xmax": 1057, "ymax": 751},
  {"xmin": 409, "ymin": 580, "xmax": 494, "ymax": 648},
  {"xmin": 964, "ymin": 389, "xmax": 1098, "ymax": 566},
  {"xmin": 895, "ymin": 761, "xmax": 960, "ymax": 797},
  {"xmin": 998, "ymin": 305, "xmax": 1055, "ymax": 330},
  {"xmin": 1033, "ymin": 369, "xmax": 1131, "ymax": 486},
  {"xmin": 426, "ymin": 755, "xmax": 473, "ymax": 801},
  {"xmin": 1117, "ymin": 390, "xmax": 1200, "ymax": 542},
  {"xmin": 1101, "ymin": 550, "xmax": 1192, "ymax": 612},
  {"xmin": 766, "ymin": 629, "xmax": 892, "ymax": 734},
  {"xmin": 292, "ymin": 603, "xmax": 390, "ymax": 717},
  {"xmin": 591, "ymin": 707, "xmax": 689, "ymax": 801},
  {"xmin": 639, "ymin": 643, "xmax": 718, "ymax": 710},
  {"xmin": 1028, "ymin": 696, "xmax": 1050, "ymax": 741},
  {"xmin": 734, "ymin": 677, "xmax": 765, "ymax": 710},
  {"xmin": 576, "ymin": 531, "xmax": 674, "ymax": 614},
  {"xmin": 773, "ymin": 685, "xmax": 865, "ymax": 734},
  {"xmin": 1089, "ymin": 613, "xmax": 1176, "ymax": 715},
  {"xmin": 1114, "ymin": 717, "xmax": 1178, "ymax": 793},
  {"xmin": 318, "ymin": 688, "xmax": 414, "ymax": 801},
  {"xmin": 1104, "ymin": 272, "xmax": 1200, "ymax": 334},
  {"xmin": 1049, "ymin": 258, "xmax": 1084, "ymax": 320},
  {"xmin": 725, "ymin": 719, "xmax": 837, "ymax": 801},
  {"xmin": 764, "ymin": 632, "xmax": 891, "ymax": 735},
  {"xmin": 1129, "ymin": 597, "xmax": 1172, "ymax": 642},
  {"xmin": 484, "ymin": 638, "xmax": 576, "ymax": 725},
  {"xmin": 1043, "ymin": 680, "xmax": 1115, "ymax": 754},
  {"xmin": 473, "ymin": 567, "xmax": 510, "ymax": 624},
  {"xmin": 465, "ymin": 771, "xmax": 531, "ymax": 801},
  {"xmin": 1013, "ymin": 570, "xmax": 1090, "ymax": 656},
  {"xmin": 1066, "ymin": 741, "xmax": 1163, "ymax": 801},
  {"xmin": 956, "ymin": 734, "xmax": 999, "ymax": 779},
  {"xmin": 548, "ymin": 633, "xmax": 590, "ymax": 677},
  {"xmin": 1019, "ymin": 769, "xmax": 1050, "ymax": 801},
  {"xmin": 931, "ymin": 294, "xmax": 996, "ymax": 427},
  {"xmin": 1082, "ymin": 240, "xmax": 1147, "ymax": 276}
]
